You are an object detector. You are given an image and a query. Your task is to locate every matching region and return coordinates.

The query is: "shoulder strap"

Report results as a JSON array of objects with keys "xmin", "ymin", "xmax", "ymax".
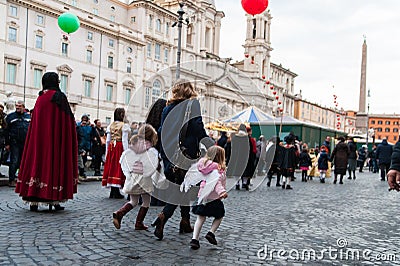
[{"xmin": 179, "ymin": 100, "xmax": 193, "ymax": 146}]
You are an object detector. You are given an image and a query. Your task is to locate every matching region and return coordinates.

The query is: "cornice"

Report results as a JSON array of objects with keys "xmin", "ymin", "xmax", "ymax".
[{"xmin": 10, "ymin": 0, "xmax": 145, "ymax": 47}]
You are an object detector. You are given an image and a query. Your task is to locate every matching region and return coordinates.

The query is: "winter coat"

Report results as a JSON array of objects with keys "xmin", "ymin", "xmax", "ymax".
[
  {"xmin": 318, "ymin": 150, "xmax": 329, "ymax": 170},
  {"xmin": 5, "ymin": 111, "xmax": 30, "ymax": 145},
  {"xmin": 197, "ymin": 158, "xmax": 226, "ymax": 201},
  {"xmin": 389, "ymin": 141, "xmax": 400, "ymax": 171},
  {"xmin": 120, "ymin": 139, "xmax": 158, "ymax": 195},
  {"xmin": 299, "ymin": 151, "xmax": 312, "ymax": 168},
  {"xmin": 330, "ymin": 141, "xmax": 350, "ymax": 170},
  {"xmin": 279, "ymin": 144, "xmax": 299, "ymax": 171},
  {"xmin": 226, "ymin": 132, "xmax": 249, "ymax": 177},
  {"xmin": 347, "ymin": 141, "xmax": 357, "ymax": 159},
  {"xmin": 376, "ymin": 139, "xmax": 393, "ymax": 165},
  {"xmin": 158, "ymin": 99, "xmax": 207, "ymax": 181},
  {"xmin": 357, "ymin": 147, "xmax": 367, "ymax": 162}
]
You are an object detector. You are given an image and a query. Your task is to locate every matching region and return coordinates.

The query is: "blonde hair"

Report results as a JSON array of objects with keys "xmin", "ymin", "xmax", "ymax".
[
  {"xmin": 204, "ymin": 145, "xmax": 226, "ymax": 170},
  {"xmin": 167, "ymin": 79, "xmax": 197, "ymax": 105},
  {"xmin": 129, "ymin": 134, "xmax": 139, "ymax": 145},
  {"xmin": 137, "ymin": 124, "xmax": 158, "ymax": 146}
]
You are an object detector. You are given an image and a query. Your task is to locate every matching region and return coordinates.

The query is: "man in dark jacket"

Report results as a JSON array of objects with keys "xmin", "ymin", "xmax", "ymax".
[
  {"xmin": 5, "ymin": 100, "xmax": 31, "ymax": 187},
  {"xmin": 376, "ymin": 138, "xmax": 393, "ymax": 181},
  {"xmin": 217, "ymin": 131, "xmax": 228, "ymax": 148},
  {"xmin": 387, "ymin": 141, "xmax": 400, "ymax": 191}
]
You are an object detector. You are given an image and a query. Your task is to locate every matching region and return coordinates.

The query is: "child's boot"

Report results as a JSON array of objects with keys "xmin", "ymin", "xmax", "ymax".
[
  {"xmin": 113, "ymin": 202, "xmax": 133, "ymax": 229},
  {"xmin": 135, "ymin": 207, "xmax": 149, "ymax": 230}
]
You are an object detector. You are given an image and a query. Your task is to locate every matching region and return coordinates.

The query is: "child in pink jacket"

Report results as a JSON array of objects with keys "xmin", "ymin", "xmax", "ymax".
[{"xmin": 190, "ymin": 146, "xmax": 228, "ymax": 250}]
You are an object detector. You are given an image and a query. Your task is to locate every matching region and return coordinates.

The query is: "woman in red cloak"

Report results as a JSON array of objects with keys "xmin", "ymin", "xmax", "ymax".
[
  {"xmin": 101, "ymin": 108, "xmax": 130, "ymax": 198},
  {"xmin": 15, "ymin": 72, "xmax": 78, "ymax": 211}
]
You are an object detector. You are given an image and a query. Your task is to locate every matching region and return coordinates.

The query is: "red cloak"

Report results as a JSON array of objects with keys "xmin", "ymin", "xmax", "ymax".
[{"xmin": 15, "ymin": 90, "xmax": 78, "ymax": 203}]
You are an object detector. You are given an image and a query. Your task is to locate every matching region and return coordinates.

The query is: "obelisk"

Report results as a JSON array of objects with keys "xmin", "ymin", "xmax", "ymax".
[{"xmin": 356, "ymin": 37, "xmax": 367, "ymax": 133}]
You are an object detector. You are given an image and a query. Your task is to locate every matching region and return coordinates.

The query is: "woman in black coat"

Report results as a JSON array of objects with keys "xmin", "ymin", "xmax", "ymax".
[
  {"xmin": 330, "ymin": 136, "xmax": 350, "ymax": 184},
  {"xmin": 152, "ymin": 80, "xmax": 208, "ymax": 240}
]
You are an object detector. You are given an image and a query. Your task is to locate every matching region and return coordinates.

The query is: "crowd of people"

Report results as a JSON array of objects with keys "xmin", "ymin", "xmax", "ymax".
[{"xmin": 2, "ymin": 72, "xmax": 400, "ymax": 251}]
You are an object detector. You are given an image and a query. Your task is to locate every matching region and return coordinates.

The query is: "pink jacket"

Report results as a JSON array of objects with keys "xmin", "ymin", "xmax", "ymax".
[{"xmin": 197, "ymin": 158, "xmax": 226, "ymax": 200}]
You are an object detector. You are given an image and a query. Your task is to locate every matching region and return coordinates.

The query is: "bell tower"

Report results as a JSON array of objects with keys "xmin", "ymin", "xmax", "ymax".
[{"xmin": 243, "ymin": 10, "xmax": 273, "ymax": 79}]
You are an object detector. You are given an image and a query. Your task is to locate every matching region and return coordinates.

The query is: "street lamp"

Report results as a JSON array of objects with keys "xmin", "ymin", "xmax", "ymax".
[{"xmin": 172, "ymin": 2, "xmax": 189, "ymax": 80}]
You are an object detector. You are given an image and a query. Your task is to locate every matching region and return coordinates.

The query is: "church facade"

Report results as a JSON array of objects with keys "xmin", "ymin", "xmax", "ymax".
[{"xmin": 1, "ymin": 0, "xmax": 297, "ymax": 124}]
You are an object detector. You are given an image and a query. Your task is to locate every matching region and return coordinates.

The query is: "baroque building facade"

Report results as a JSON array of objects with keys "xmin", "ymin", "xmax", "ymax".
[{"xmin": 1, "ymin": 0, "xmax": 297, "ymax": 124}]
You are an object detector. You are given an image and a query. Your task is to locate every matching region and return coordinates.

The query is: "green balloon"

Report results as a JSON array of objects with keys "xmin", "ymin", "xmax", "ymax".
[{"xmin": 58, "ymin": 13, "xmax": 80, "ymax": 34}]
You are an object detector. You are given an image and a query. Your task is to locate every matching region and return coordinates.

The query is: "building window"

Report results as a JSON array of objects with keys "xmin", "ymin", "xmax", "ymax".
[
  {"xmin": 33, "ymin": 68, "xmax": 42, "ymax": 88},
  {"xmin": 147, "ymin": 43, "xmax": 152, "ymax": 58},
  {"xmin": 60, "ymin": 74, "xmax": 68, "ymax": 93},
  {"xmin": 110, "ymin": 15, "xmax": 115, "ymax": 22},
  {"xmin": 148, "ymin": 15, "xmax": 153, "ymax": 28},
  {"xmin": 109, "ymin": 39, "xmax": 114, "ymax": 48},
  {"xmin": 6, "ymin": 63, "xmax": 17, "ymax": 84},
  {"xmin": 131, "ymin": 17, "xmax": 136, "ymax": 23},
  {"xmin": 8, "ymin": 27, "xmax": 17, "ymax": 42},
  {"xmin": 35, "ymin": 35, "xmax": 43, "ymax": 49},
  {"xmin": 155, "ymin": 44, "xmax": 161, "ymax": 60},
  {"xmin": 394, "ymin": 121, "xmax": 399, "ymax": 125},
  {"xmin": 166, "ymin": 22, "xmax": 169, "ymax": 35},
  {"xmin": 145, "ymin": 87, "xmax": 151, "ymax": 108},
  {"xmin": 378, "ymin": 120, "xmax": 383, "ymax": 125},
  {"xmin": 62, "ymin": 43, "xmax": 68, "ymax": 56},
  {"xmin": 71, "ymin": 0, "xmax": 77, "ymax": 6},
  {"xmin": 371, "ymin": 120, "xmax": 375, "ymax": 125},
  {"xmin": 164, "ymin": 48, "xmax": 169, "ymax": 63},
  {"xmin": 36, "ymin": 15, "xmax": 45, "ymax": 25},
  {"xmin": 87, "ymin": 31, "xmax": 93, "ymax": 41},
  {"xmin": 385, "ymin": 128, "xmax": 391, "ymax": 132},
  {"xmin": 393, "ymin": 128, "xmax": 399, "ymax": 133},
  {"xmin": 125, "ymin": 88, "xmax": 131, "ymax": 105},
  {"xmin": 385, "ymin": 121, "xmax": 390, "ymax": 125},
  {"xmin": 106, "ymin": 85, "xmax": 113, "ymax": 101},
  {"xmin": 156, "ymin": 19, "xmax": 162, "ymax": 32},
  {"xmin": 377, "ymin": 128, "xmax": 382, "ymax": 132},
  {"xmin": 93, "ymin": 8, "xmax": 98, "ymax": 15},
  {"xmin": 86, "ymin": 50, "xmax": 93, "ymax": 63},
  {"xmin": 152, "ymin": 80, "xmax": 162, "ymax": 103},
  {"xmin": 107, "ymin": 56, "xmax": 113, "ymax": 69},
  {"xmin": 84, "ymin": 79, "xmax": 92, "ymax": 97},
  {"xmin": 127, "ymin": 61, "xmax": 132, "ymax": 73},
  {"xmin": 105, "ymin": 117, "xmax": 111, "ymax": 124},
  {"xmin": 187, "ymin": 25, "xmax": 193, "ymax": 45},
  {"xmin": 9, "ymin": 5, "xmax": 18, "ymax": 17}
]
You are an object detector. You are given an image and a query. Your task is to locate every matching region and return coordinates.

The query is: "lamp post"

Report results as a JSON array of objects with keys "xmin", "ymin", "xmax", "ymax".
[
  {"xmin": 366, "ymin": 88, "xmax": 370, "ymax": 149},
  {"xmin": 173, "ymin": 2, "xmax": 188, "ymax": 80}
]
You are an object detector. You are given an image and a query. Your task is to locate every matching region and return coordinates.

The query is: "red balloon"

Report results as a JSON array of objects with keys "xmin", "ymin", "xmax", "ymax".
[
  {"xmin": 262, "ymin": 75, "xmax": 265, "ymax": 79},
  {"xmin": 279, "ymin": 108, "xmax": 284, "ymax": 112},
  {"xmin": 275, "ymin": 96, "xmax": 279, "ymax": 100},
  {"xmin": 278, "ymin": 101, "xmax": 282, "ymax": 105},
  {"xmin": 266, "ymin": 80, "xmax": 270, "ymax": 85},
  {"xmin": 273, "ymin": 91, "xmax": 277, "ymax": 95},
  {"xmin": 270, "ymin": 85, "xmax": 274, "ymax": 90},
  {"xmin": 245, "ymin": 54, "xmax": 249, "ymax": 58},
  {"xmin": 251, "ymin": 60, "xmax": 255, "ymax": 64},
  {"xmin": 241, "ymin": 0, "xmax": 269, "ymax": 16}
]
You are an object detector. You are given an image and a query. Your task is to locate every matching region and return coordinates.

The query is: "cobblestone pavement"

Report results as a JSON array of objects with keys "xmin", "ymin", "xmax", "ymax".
[{"xmin": 0, "ymin": 169, "xmax": 399, "ymax": 265}]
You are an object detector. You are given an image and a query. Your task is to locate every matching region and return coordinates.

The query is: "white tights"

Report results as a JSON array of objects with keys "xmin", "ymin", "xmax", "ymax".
[
  {"xmin": 192, "ymin": 215, "xmax": 223, "ymax": 240},
  {"xmin": 129, "ymin": 193, "xmax": 151, "ymax": 208}
]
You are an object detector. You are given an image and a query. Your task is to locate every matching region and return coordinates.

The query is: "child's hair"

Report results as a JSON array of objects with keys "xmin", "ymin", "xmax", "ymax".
[
  {"xmin": 320, "ymin": 145, "xmax": 328, "ymax": 152},
  {"xmin": 137, "ymin": 124, "xmax": 158, "ymax": 146},
  {"xmin": 129, "ymin": 134, "xmax": 139, "ymax": 145},
  {"xmin": 204, "ymin": 145, "xmax": 226, "ymax": 170},
  {"xmin": 309, "ymin": 148, "xmax": 315, "ymax": 154},
  {"xmin": 302, "ymin": 145, "xmax": 308, "ymax": 153}
]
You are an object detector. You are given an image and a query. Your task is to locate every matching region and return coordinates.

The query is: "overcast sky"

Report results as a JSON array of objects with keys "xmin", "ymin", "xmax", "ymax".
[{"xmin": 216, "ymin": 0, "xmax": 400, "ymax": 114}]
